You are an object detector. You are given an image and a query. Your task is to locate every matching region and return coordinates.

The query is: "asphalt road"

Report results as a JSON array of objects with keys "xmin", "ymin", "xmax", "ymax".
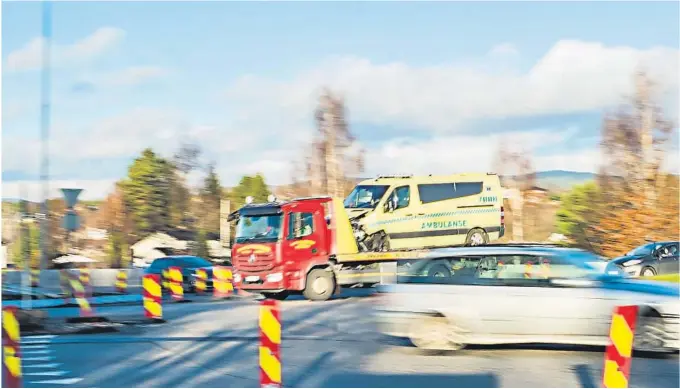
[{"xmin": 17, "ymin": 290, "xmax": 680, "ymax": 388}]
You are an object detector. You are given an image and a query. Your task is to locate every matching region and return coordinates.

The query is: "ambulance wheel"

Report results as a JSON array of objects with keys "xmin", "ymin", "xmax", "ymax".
[
  {"xmin": 465, "ymin": 229, "xmax": 488, "ymax": 246},
  {"xmin": 304, "ymin": 268, "xmax": 335, "ymax": 301}
]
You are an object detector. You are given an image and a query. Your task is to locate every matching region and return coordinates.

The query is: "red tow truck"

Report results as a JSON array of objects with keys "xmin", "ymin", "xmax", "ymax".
[{"xmin": 228, "ymin": 196, "xmax": 432, "ymax": 301}]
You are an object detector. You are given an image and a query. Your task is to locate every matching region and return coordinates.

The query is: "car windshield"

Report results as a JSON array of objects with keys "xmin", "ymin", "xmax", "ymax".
[
  {"xmin": 235, "ymin": 214, "xmax": 282, "ymax": 243},
  {"xmin": 344, "ymin": 185, "xmax": 389, "ymax": 209},
  {"xmin": 627, "ymin": 243, "xmax": 656, "ymax": 256}
]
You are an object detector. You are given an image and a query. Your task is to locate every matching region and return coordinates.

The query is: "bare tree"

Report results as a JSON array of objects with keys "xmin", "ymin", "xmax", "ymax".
[
  {"xmin": 494, "ymin": 140, "xmax": 536, "ymax": 242},
  {"xmin": 305, "ymin": 88, "xmax": 364, "ymax": 198},
  {"xmin": 594, "ymin": 70, "xmax": 678, "ymax": 256}
]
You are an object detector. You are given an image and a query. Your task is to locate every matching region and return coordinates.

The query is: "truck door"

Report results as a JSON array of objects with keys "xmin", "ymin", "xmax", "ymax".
[{"xmin": 282, "ymin": 203, "xmax": 328, "ymax": 272}]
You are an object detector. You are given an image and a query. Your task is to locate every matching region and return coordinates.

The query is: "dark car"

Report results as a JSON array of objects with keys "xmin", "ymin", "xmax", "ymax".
[
  {"xmin": 607, "ymin": 241, "xmax": 679, "ymax": 277},
  {"xmin": 144, "ymin": 255, "xmax": 214, "ymax": 292}
]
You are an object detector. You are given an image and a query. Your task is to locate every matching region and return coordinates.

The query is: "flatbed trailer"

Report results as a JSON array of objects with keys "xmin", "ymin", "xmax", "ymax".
[{"xmin": 230, "ymin": 196, "xmax": 508, "ymax": 301}]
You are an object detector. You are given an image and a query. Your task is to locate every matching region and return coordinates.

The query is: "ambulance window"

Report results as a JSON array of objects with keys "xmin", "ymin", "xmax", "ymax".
[
  {"xmin": 418, "ymin": 183, "xmax": 455, "ymax": 203},
  {"xmin": 387, "ymin": 186, "xmax": 410, "ymax": 210},
  {"xmin": 452, "ymin": 182, "xmax": 483, "ymax": 198}
]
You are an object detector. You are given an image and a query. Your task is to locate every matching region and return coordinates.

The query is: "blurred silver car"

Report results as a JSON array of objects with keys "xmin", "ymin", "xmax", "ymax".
[{"xmin": 376, "ymin": 245, "xmax": 680, "ymax": 352}]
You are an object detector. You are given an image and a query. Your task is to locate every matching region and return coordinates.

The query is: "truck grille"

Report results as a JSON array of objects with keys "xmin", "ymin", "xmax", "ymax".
[{"xmin": 234, "ymin": 255, "xmax": 274, "ymax": 272}]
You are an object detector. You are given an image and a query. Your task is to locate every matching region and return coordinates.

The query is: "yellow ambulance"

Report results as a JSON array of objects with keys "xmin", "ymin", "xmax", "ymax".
[{"xmin": 343, "ymin": 173, "xmax": 505, "ymax": 251}]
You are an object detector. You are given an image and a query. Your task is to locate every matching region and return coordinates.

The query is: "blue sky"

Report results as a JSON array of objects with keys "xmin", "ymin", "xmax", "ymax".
[{"xmin": 2, "ymin": 1, "xmax": 679, "ymax": 200}]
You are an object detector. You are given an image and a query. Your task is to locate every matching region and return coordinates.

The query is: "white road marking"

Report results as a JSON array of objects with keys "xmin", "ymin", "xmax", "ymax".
[
  {"xmin": 24, "ymin": 363, "xmax": 62, "ymax": 369},
  {"xmin": 23, "ymin": 356, "xmax": 54, "ymax": 362},
  {"xmin": 28, "ymin": 378, "xmax": 83, "ymax": 385},
  {"xmin": 23, "ymin": 335, "xmax": 57, "ymax": 340},
  {"xmin": 24, "ymin": 370, "xmax": 68, "ymax": 377},
  {"xmin": 22, "ymin": 344, "xmax": 48, "ymax": 349},
  {"xmin": 23, "ymin": 349, "xmax": 52, "ymax": 355},
  {"xmin": 22, "ymin": 340, "xmax": 53, "ymax": 345}
]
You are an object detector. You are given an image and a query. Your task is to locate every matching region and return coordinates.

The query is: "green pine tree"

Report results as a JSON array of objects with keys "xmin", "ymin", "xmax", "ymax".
[{"xmin": 120, "ymin": 148, "xmax": 173, "ymax": 238}]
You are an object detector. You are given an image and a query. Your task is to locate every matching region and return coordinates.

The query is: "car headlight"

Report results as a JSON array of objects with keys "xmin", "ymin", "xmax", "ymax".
[{"xmin": 623, "ymin": 259, "xmax": 642, "ymax": 267}]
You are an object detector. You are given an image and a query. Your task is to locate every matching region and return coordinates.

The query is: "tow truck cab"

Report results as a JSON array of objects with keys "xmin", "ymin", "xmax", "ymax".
[{"xmin": 230, "ymin": 196, "xmax": 353, "ymax": 298}]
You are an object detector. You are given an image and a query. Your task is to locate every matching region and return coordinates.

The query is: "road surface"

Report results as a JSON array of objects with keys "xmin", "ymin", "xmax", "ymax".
[{"xmin": 18, "ymin": 290, "xmax": 680, "ymax": 388}]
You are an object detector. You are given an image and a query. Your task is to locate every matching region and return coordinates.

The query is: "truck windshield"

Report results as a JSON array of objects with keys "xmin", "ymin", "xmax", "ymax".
[
  {"xmin": 235, "ymin": 214, "xmax": 282, "ymax": 243},
  {"xmin": 344, "ymin": 185, "xmax": 389, "ymax": 209}
]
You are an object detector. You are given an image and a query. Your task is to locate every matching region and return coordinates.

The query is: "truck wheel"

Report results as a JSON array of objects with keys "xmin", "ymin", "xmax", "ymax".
[
  {"xmin": 465, "ymin": 228, "xmax": 488, "ymax": 246},
  {"xmin": 303, "ymin": 268, "xmax": 336, "ymax": 301},
  {"xmin": 261, "ymin": 291, "xmax": 290, "ymax": 301}
]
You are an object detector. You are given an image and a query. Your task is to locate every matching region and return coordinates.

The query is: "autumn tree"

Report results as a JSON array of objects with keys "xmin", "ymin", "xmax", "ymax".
[
  {"xmin": 99, "ymin": 184, "xmax": 134, "ymax": 267},
  {"xmin": 592, "ymin": 71, "xmax": 678, "ymax": 258}
]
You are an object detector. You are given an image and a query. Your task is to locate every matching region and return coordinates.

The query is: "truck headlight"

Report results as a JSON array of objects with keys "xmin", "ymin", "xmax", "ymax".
[
  {"xmin": 266, "ymin": 273, "xmax": 283, "ymax": 283},
  {"xmin": 233, "ymin": 273, "xmax": 242, "ymax": 283},
  {"xmin": 623, "ymin": 259, "xmax": 642, "ymax": 267}
]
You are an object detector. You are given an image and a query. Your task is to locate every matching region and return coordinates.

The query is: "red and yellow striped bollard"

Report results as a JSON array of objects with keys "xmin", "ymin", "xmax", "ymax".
[
  {"xmin": 523, "ymin": 261, "xmax": 533, "ymax": 279},
  {"xmin": 195, "ymin": 268, "xmax": 208, "ymax": 294},
  {"xmin": 79, "ymin": 268, "xmax": 92, "ymax": 297},
  {"xmin": 115, "ymin": 270, "xmax": 128, "ymax": 293},
  {"xmin": 2, "ymin": 306, "xmax": 22, "ymax": 388},
  {"xmin": 213, "ymin": 266, "xmax": 234, "ymax": 299},
  {"xmin": 259, "ymin": 299, "xmax": 282, "ymax": 388},
  {"xmin": 30, "ymin": 268, "xmax": 39, "ymax": 288},
  {"xmin": 168, "ymin": 266, "xmax": 184, "ymax": 301},
  {"xmin": 70, "ymin": 275, "xmax": 93, "ymax": 318},
  {"xmin": 161, "ymin": 269, "xmax": 170, "ymax": 290},
  {"xmin": 143, "ymin": 274, "xmax": 163, "ymax": 320},
  {"xmin": 602, "ymin": 305, "xmax": 639, "ymax": 388}
]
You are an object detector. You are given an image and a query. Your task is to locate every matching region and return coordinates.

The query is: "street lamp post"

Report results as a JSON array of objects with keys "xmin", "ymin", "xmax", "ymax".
[{"xmin": 40, "ymin": 0, "xmax": 52, "ymax": 271}]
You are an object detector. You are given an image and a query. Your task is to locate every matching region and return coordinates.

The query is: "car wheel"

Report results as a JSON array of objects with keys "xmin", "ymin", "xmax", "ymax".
[
  {"xmin": 634, "ymin": 314, "xmax": 668, "ymax": 353},
  {"xmin": 641, "ymin": 267, "xmax": 656, "ymax": 277},
  {"xmin": 408, "ymin": 315, "xmax": 466, "ymax": 352},
  {"xmin": 427, "ymin": 264, "xmax": 452, "ymax": 278},
  {"xmin": 303, "ymin": 268, "xmax": 336, "ymax": 301},
  {"xmin": 465, "ymin": 228, "xmax": 488, "ymax": 246}
]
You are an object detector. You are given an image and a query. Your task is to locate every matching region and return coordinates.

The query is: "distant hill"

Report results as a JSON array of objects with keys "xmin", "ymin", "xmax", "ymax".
[{"xmin": 529, "ymin": 170, "xmax": 596, "ymax": 192}]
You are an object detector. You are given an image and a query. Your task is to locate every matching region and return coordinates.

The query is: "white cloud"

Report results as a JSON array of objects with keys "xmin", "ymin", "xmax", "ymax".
[
  {"xmin": 5, "ymin": 39, "xmax": 679, "ymax": 195},
  {"xmin": 5, "ymin": 27, "xmax": 125, "ymax": 72},
  {"xmin": 2, "ymin": 179, "xmax": 117, "ymax": 202},
  {"xmin": 224, "ymin": 40, "xmax": 679, "ymax": 134},
  {"xmin": 362, "ymin": 127, "xmax": 600, "ymax": 177}
]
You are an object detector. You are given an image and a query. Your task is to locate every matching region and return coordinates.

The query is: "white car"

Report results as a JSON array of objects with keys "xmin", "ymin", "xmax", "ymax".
[{"xmin": 376, "ymin": 245, "xmax": 680, "ymax": 352}]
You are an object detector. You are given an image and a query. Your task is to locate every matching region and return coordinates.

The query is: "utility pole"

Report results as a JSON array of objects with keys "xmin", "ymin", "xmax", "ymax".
[{"xmin": 39, "ymin": 0, "xmax": 52, "ymax": 271}]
